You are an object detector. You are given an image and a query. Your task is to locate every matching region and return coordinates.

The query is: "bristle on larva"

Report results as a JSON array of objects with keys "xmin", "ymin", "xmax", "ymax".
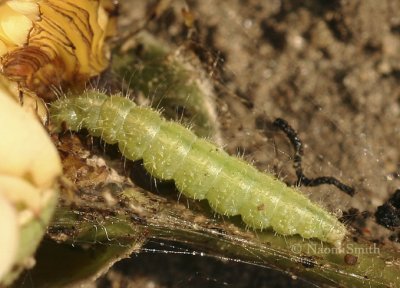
[{"xmin": 50, "ymin": 91, "xmax": 347, "ymax": 246}]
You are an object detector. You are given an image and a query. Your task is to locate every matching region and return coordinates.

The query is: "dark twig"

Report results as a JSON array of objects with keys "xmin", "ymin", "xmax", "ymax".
[{"xmin": 273, "ymin": 118, "xmax": 355, "ymax": 196}]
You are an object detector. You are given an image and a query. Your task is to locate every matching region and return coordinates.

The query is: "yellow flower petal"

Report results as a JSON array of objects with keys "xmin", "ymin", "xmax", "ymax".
[
  {"xmin": 1, "ymin": 13, "xmax": 31, "ymax": 46},
  {"xmin": 7, "ymin": 0, "xmax": 39, "ymax": 16}
]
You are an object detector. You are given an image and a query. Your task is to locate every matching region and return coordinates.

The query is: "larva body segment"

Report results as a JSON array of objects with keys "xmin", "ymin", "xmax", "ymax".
[{"xmin": 50, "ymin": 92, "xmax": 347, "ymax": 246}]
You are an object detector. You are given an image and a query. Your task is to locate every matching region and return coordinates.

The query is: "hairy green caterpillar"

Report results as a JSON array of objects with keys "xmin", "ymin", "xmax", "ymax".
[{"xmin": 50, "ymin": 91, "xmax": 347, "ymax": 246}]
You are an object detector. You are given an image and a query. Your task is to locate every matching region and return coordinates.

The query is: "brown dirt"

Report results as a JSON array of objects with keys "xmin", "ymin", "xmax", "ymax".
[{"xmin": 99, "ymin": 0, "xmax": 400, "ymax": 287}]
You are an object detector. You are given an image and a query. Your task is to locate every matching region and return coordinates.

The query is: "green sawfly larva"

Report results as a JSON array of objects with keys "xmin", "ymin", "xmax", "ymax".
[{"xmin": 50, "ymin": 91, "xmax": 347, "ymax": 246}]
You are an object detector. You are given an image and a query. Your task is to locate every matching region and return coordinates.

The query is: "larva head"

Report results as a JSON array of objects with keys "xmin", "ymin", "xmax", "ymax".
[
  {"xmin": 50, "ymin": 98, "xmax": 81, "ymax": 132},
  {"xmin": 50, "ymin": 91, "xmax": 109, "ymax": 132}
]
